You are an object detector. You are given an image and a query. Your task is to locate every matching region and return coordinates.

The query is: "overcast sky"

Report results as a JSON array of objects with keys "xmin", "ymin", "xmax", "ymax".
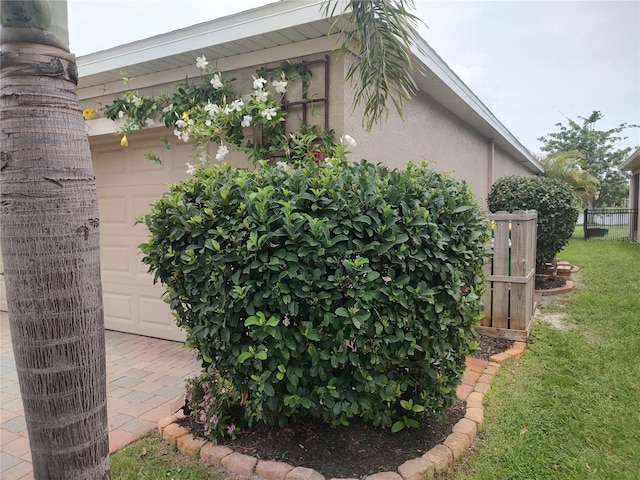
[{"xmin": 67, "ymin": 0, "xmax": 640, "ymax": 156}]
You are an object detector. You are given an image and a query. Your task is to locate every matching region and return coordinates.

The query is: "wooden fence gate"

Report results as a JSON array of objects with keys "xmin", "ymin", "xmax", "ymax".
[{"xmin": 478, "ymin": 210, "xmax": 537, "ymax": 341}]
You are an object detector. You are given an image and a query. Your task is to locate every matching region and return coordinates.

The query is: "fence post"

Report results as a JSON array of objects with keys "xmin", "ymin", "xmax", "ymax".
[{"xmin": 583, "ymin": 208, "xmax": 588, "ymax": 240}]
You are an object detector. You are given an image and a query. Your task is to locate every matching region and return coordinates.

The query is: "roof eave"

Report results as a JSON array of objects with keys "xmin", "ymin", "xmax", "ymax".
[
  {"xmin": 621, "ymin": 147, "xmax": 640, "ymax": 171},
  {"xmin": 77, "ymin": 0, "xmax": 330, "ymax": 78}
]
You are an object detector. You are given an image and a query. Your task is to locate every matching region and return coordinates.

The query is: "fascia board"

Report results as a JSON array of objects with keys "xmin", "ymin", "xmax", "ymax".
[
  {"xmin": 621, "ymin": 147, "xmax": 640, "ymax": 171},
  {"xmin": 77, "ymin": 0, "xmax": 333, "ymax": 78},
  {"xmin": 412, "ymin": 38, "xmax": 543, "ymax": 174}
]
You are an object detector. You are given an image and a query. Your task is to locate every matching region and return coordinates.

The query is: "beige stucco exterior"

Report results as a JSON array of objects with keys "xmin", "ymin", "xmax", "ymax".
[{"xmin": 621, "ymin": 148, "xmax": 640, "ymax": 242}]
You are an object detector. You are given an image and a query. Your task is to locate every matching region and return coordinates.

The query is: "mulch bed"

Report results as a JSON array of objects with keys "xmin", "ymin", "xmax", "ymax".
[
  {"xmin": 178, "ymin": 335, "xmax": 511, "ymax": 478},
  {"xmin": 535, "ymin": 274, "xmax": 567, "ymax": 290}
]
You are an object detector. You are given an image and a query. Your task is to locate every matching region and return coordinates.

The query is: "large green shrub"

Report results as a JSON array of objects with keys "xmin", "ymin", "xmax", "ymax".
[
  {"xmin": 487, "ymin": 175, "xmax": 579, "ymax": 270},
  {"xmin": 140, "ymin": 159, "xmax": 490, "ymax": 430}
]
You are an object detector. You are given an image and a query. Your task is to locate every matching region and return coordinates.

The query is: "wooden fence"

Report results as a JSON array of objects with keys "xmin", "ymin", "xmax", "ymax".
[{"xmin": 478, "ymin": 210, "xmax": 537, "ymax": 341}]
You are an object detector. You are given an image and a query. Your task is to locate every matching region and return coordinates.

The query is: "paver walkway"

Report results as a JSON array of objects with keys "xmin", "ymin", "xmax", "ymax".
[{"xmin": 0, "ymin": 311, "xmax": 201, "ymax": 480}]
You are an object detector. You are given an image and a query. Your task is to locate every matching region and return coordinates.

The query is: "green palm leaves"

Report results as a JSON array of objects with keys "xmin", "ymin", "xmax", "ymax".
[{"xmin": 323, "ymin": 0, "xmax": 423, "ymax": 130}]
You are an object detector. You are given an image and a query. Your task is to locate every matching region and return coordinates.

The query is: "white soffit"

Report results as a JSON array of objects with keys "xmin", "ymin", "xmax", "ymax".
[{"xmin": 621, "ymin": 148, "xmax": 640, "ymax": 171}]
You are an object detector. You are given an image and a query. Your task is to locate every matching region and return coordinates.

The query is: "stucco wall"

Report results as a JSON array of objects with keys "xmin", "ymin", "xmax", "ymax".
[
  {"xmin": 491, "ymin": 144, "xmax": 535, "ymax": 179},
  {"xmin": 342, "ymin": 78, "xmax": 492, "ymax": 203}
]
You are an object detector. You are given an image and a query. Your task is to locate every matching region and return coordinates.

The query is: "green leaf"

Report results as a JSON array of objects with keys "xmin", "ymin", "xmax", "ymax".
[
  {"xmin": 237, "ymin": 352, "xmax": 253, "ymax": 364},
  {"xmin": 391, "ymin": 421, "xmax": 405, "ymax": 433}
]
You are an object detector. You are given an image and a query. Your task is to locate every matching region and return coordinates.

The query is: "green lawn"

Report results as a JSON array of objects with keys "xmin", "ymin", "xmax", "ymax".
[
  {"xmin": 440, "ymin": 237, "xmax": 640, "ymax": 479},
  {"xmin": 111, "ymin": 432, "xmax": 224, "ymax": 480}
]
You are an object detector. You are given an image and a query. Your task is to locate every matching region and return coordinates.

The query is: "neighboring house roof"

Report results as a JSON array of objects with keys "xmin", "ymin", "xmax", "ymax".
[
  {"xmin": 76, "ymin": 0, "xmax": 543, "ymax": 175},
  {"xmin": 621, "ymin": 147, "xmax": 640, "ymax": 171}
]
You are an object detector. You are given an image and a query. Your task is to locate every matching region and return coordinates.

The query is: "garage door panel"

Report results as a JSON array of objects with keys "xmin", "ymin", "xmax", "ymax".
[
  {"xmin": 94, "ymin": 148, "xmax": 126, "ymax": 178},
  {"xmin": 93, "ymin": 133, "xmax": 191, "ymax": 341},
  {"xmin": 98, "ymin": 196, "xmax": 129, "ymax": 224},
  {"xmin": 139, "ymin": 295, "xmax": 173, "ymax": 326},
  {"xmin": 101, "ymin": 246, "xmax": 130, "ymax": 272},
  {"xmin": 103, "ymin": 292, "xmax": 132, "ymax": 319}
]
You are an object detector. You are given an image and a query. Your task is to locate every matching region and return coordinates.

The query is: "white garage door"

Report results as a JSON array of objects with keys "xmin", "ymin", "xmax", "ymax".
[{"xmin": 93, "ymin": 132, "xmax": 196, "ymax": 341}]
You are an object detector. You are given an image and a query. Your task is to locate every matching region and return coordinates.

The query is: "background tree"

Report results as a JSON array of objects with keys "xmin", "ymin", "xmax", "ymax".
[
  {"xmin": 539, "ymin": 150, "xmax": 600, "ymax": 205},
  {"xmin": 538, "ymin": 111, "xmax": 639, "ymax": 208},
  {"xmin": 0, "ymin": 1, "xmax": 110, "ymax": 478}
]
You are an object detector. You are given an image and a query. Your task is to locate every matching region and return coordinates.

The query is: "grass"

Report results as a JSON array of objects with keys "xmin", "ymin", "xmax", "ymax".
[
  {"xmin": 440, "ymin": 235, "xmax": 640, "ymax": 480},
  {"xmin": 110, "ymin": 234, "xmax": 640, "ymax": 479},
  {"xmin": 110, "ymin": 432, "xmax": 223, "ymax": 480}
]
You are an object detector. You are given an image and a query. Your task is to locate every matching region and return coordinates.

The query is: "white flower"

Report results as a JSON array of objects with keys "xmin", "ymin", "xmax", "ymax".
[
  {"xmin": 195, "ymin": 55, "xmax": 208, "ymax": 70},
  {"xmin": 204, "ymin": 103, "xmax": 220, "ymax": 116},
  {"xmin": 162, "ymin": 103, "xmax": 174, "ymax": 113},
  {"xmin": 210, "ymin": 74, "xmax": 223, "ymax": 89},
  {"xmin": 383, "ymin": 276, "xmax": 391, "ymax": 284},
  {"xmin": 223, "ymin": 105, "xmax": 233, "ymax": 114},
  {"xmin": 283, "ymin": 314, "xmax": 290, "ymax": 327},
  {"xmin": 272, "ymin": 79, "xmax": 288, "ymax": 94},
  {"xmin": 216, "ymin": 144, "xmax": 229, "ymax": 160},
  {"xmin": 276, "ymin": 161, "xmax": 290, "ymax": 171},
  {"xmin": 261, "ymin": 107, "xmax": 277, "ymax": 120},
  {"xmin": 231, "ymin": 99, "xmax": 244, "ymax": 112},
  {"xmin": 131, "ymin": 95, "xmax": 143, "ymax": 107},
  {"xmin": 205, "ymin": 119, "xmax": 212, "ymax": 127},
  {"xmin": 342, "ymin": 134, "xmax": 357, "ymax": 148},
  {"xmin": 180, "ymin": 132, "xmax": 190, "ymax": 142},
  {"xmin": 118, "ymin": 110, "xmax": 125, "ymax": 119},
  {"xmin": 252, "ymin": 76, "xmax": 267, "ymax": 90},
  {"xmin": 145, "ymin": 118, "xmax": 155, "ymax": 127},
  {"xmin": 174, "ymin": 128, "xmax": 181, "ymax": 138},
  {"xmin": 253, "ymin": 90, "xmax": 269, "ymax": 102},
  {"xmin": 241, "ymin": 115, "xmax": 252, "ymax": 128},
  {"xmin": 176, "ymin": 119, "xmax": 188, "ymax": 128},
  {"xmin": 186, "ymin": 163, "xmax": 196, "ymax": 175}
]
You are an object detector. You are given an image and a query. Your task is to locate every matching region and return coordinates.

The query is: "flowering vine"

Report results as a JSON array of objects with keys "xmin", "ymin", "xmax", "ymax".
[{"xmin": 101, "ymin": 56, "xmax": 355, "ymax": 172}]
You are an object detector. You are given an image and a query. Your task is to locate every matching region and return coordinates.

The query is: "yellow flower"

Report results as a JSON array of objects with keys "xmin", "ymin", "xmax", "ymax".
[
  {"xmin": 120, "ymin": 135, "xmax": 129, "ymax": 147},
  {"xmin": 182, "ymin": 111, "xmax": 191, "ymax": 121},
  {"xmin": 82, "ymin": 107, "xmax": 96, "ymax": 120}
]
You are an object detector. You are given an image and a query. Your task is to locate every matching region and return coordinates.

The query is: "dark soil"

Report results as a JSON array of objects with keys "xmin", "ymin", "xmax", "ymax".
[
  {"xmin": 535, "ymin": 274, "xmax": 567, "ymax": 290},
  {"xmin": 470, "ymin": 334, "xmax": 513, "ymax": 361},
  {"xmin": 178, "ymin": 335, "xmax": 511, "ymax": 478}
]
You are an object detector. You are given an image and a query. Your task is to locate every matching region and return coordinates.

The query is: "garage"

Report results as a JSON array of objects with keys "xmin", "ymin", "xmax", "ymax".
[{"xmin": 92, "ymin": 130, "xmax": 193, "ymax": 341}]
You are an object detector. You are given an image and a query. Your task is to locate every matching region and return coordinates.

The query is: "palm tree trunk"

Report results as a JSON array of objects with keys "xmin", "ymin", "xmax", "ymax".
[{"xmin": 0, "ymin": 40, "xmax": 110, "ymax": 479}]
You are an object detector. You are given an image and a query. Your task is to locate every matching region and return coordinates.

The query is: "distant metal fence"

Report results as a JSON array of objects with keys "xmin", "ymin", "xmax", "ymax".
[{"xmin": 583, "ymin": 208, "xmax": 639, "ymax": 241}]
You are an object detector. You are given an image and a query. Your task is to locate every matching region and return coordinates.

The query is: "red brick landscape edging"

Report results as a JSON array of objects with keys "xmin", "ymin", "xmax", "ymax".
[{"xmin": 157, "ymin": 342, "xmax": 527, "ymax": 480}]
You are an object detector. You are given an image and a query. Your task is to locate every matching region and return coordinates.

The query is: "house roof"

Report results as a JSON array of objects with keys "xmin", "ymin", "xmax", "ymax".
[
  {"xmin": 76, "ymin": 0, "xmax": 543, "ymax": 174},
  {"xmin": 621, "ymin": 147, "xmax": 640, "ymax": 171}
]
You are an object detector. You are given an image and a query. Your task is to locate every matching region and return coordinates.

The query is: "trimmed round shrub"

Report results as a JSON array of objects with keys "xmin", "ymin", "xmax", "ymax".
[
  {"xmin": 140, "ymin": 159, "xmax": 491, "ymax": 429},
  {"xmin": 487, "ymin": 175, "xmax": 579, "ymax": 270}
]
